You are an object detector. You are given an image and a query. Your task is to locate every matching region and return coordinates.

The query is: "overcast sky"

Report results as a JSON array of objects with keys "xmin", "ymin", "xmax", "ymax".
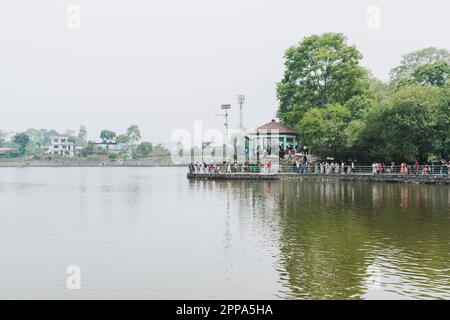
[{"xmin": 0, "ymin": 0, "xmax": 448, "ymax": 145}]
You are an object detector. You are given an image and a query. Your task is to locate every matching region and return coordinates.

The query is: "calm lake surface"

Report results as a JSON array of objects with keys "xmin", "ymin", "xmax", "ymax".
[{"xmin": 0, "ymin": 167, "xmax": 449, "ymax": 299}]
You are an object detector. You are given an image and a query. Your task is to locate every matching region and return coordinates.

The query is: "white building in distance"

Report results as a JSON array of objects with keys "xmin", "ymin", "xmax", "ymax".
[{"xmin": 47, "ymin": 137, "xmax": 75, "ymax": 157}]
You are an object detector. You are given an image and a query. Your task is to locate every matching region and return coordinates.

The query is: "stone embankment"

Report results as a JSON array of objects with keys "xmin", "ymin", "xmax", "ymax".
[{"xmin": 187, "ymin": 173, "xmax": 450, "ymax": 185}]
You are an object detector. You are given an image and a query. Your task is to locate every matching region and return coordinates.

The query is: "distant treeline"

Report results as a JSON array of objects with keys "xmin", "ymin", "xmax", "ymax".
[{"xmin": 0, "ymin": 125, "xmax": 171, "ymax": 161}]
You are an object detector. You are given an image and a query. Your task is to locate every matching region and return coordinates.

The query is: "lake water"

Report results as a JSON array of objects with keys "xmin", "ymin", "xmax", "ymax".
[{"xmin": 0, "ymin": 167, "xmax": 449, "ymax": 299}]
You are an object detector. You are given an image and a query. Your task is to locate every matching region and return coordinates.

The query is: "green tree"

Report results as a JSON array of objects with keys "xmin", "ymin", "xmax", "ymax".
[
  {"xmin": 126, "ymin": 125, "xmax": 141, "ymax": 145},
  {"xmin": 368, "ymin": 73, "xmax": 391, "ymax": 104},
  {"xmin": 108, "ymin": 153, "xmax": 118, "ymax": 161},
  {"xmin": 298, "ymin": 104, "xmax": 351, "ymax": 159},
  {"xmin": 0, "ymin": 130, "xmax": 6, "ymax": 147},
  {"xmin": 78, "ymin": 125, "xmax": 88, "ymax": 147},
  {"xmin": 344, "ymin": 95, "xmax": 374, "ymax": 119},
  {"xmin": 411, "ymin": 61, "xmax": 449, "ymax": 87},
  {"xmin": 100, "ymin": 130, "xmax": 116, "ymax": 143},
  {"xmin": 389, "ymin": 47, "xmax": 450, "ymax": 89},
  {"xmin": 151, "ymin": 143, "xmax": 171, "ymax": 157},
  {"xmin": 343, "ymin": 119, "xmax": 367, "ymax": 158},
  {"xmin": 134, "ymin": 142, "xmax": 153, "ymax": 158},
  {"xmin": 277, "ymin": 33, "xmax": 370, "ymax": 125},
  {"xmin": 116, "ymin": 134, "xmax": 130, "ymax": 144},
  {"xmin": 42, "ymin": 129, "xmax": 60, "ymax": 145},
  {"xmin": 12, "ymin": 133, "xmax": 31, "ymax": 157},
  {"xmin": 24, "ymin": 128, "xmax": 45, "ymax": 146},
  {"xmin": 81, "ymin": 143, "xmax": 95, "ymax": 157},
  {"xmin": 68, "ymin": 136, "xmax": 77, "ymax": 144},
  {"xmin": 357, "ymin": 85, "xmax": 449, "ymax": 162},
  {"xmin": 433, "ymin": 81, "xmax": 450, "ymax": 158}
]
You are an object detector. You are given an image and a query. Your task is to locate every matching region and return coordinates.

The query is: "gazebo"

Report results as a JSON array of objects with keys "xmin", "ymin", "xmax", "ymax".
[{"xmin": 245, "ymin": 119, "xmax": 300, "ymax": 161}]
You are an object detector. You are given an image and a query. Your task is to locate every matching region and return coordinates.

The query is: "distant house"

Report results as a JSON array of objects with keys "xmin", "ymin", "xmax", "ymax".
[{"xmin": 47, "ymin": 137, "xmax": 75, "ymax": 157}]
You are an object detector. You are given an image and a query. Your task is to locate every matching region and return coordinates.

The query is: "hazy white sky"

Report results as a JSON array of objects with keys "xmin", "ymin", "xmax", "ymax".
[{"xmin": 0, "ymin": 0, "xmax": 448, "ymax": 145}]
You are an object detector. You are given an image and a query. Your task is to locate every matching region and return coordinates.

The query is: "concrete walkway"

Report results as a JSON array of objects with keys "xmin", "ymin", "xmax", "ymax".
[{"xmin": 187, "ymin": 172, "xmax": 450, "ymax": 185}]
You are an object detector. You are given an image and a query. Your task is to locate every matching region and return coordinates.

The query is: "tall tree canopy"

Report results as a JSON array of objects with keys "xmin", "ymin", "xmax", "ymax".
[
  {"xmin": 12, "ymin": 133, "xmax": 30, "ymax": 157},
  {"xmin": 276, "ymin": 36, "xmax": 449, "ymax": 162},
  {"xmin": 135, "ymin": 142, "xmax": 153, "ymax": 158},
  {"xmin": 389, "ymin": 47, "xmax": 450, "ymax": 89},
  {"xmin": 0, "ymin": 130, "xmax": 7, "ymax": 147},
  {"xmin": 356, "ymin": 85, "xmax": 450, "ymax": 162},
  {"xmin": 100, "ymin": 130, "xmax": 116, "ymax": 143},
  {"xmin": 298, "ymin": 104, "xmax": 351, "ymax": 159},
  {"xmin": 78, "ymin": 125, "xmax": 88, "ymax": 147},
  {"xmin": 277, "ymin": 33, "xmax": 370, "ymax": 126},
  {"xmin": 127, "ymin": 125, "xmax": 141, "ymax": 145},
  {"xmin": 410, "ymin": 61, "xmax": 449, "ymax": 87},
  {"xmin": 22, "ymin": 128, "xmax": 61, "ymax": 146},
  {"xmin": 116, "ymin": 134, "xmax": 130, "ymax": 144}
]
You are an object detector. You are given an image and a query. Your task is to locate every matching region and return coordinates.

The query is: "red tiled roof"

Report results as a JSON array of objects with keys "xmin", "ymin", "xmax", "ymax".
[{"xmin": 248, "ymin": 119, "xmax": 299, "ymax": 135}]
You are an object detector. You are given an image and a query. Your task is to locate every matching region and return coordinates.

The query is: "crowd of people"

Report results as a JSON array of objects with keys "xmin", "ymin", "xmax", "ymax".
[
  {"xmin": 298, "ymin": 159, "xmax": 450, "ymax": 176},
  {"xmin": 189, "ymin": 158, "xmax": 450, "ymax": 176},
  {"xmin": 370, "ymin": 159, "xmax": 450, "ymax": 175},
  {"xmin": 188, "ymin": 162, "xmax": 237, "ymax": 174},
  {"xmin": 252, "ymin": 143, "xmax": 307, "ymax": 159}
]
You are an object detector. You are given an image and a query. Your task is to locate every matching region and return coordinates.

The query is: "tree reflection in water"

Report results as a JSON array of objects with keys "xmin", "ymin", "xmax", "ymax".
[{"xmin": 191, "ymin": 179, "xmax": 450, "ymax": 299}]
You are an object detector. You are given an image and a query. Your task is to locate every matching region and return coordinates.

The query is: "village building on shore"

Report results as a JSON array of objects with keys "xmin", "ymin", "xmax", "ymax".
[{"xmin": 46, "ymin": 137, "xmax": 75, "ymax": 157}]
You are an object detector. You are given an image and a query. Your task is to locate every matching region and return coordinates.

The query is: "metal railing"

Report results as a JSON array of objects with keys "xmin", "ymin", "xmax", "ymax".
[{"xmin": 188, "ymin": 163, "xmax": 450, "ymax": 176}]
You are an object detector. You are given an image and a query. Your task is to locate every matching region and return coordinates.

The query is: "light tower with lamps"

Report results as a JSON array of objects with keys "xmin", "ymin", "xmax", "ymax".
[{"xmin": 237, "ymin": 95, "xmax": 245, "ymax": 132}]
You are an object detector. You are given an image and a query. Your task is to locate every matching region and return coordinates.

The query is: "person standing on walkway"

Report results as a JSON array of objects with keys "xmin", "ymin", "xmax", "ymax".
[
  {"xmin": 378, "ymin": 162, "xmax": 383, "ymax": 175},
  {"xmin": 303, "ymin": 161, "xmax": 309, "ymax": 174},
  {"xmin": 295, "ymin": 159, "xmax": 300, "ymax": 173},
  {"xmin": 372, "ymin": 162, "xmax": 378, "ymax": 176},
  {"xmin": 390, "ymin": 161, "xmax": 395, "ymax": 173}
]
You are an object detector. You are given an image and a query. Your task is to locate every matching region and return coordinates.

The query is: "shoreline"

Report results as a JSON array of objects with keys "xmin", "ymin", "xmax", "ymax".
[
  {"xmin": 0, "ymin": 160, "xmax": 183, "ymax": 168},
  {"xmin": 187, "ymin": 172, "xmax": 450, "ymax": 185}
]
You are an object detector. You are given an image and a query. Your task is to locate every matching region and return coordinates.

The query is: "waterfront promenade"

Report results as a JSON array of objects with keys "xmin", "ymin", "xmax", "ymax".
[{"xmin": 187, "ymin": 172, "xmax": 450, "ymax": 185}]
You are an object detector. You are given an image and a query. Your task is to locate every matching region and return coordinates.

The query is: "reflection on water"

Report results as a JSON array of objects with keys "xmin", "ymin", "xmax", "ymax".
[
  {"xmin": 191, "ymin": 179, "xmax": 450, "ymax": 300},
  {"xmin": 0, "ymin": 168, "xmax": 449, "ymax": 299}
]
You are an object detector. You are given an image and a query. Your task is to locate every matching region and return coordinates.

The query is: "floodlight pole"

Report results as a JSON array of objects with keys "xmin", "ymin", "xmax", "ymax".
[
  {"xmin": 237, "ymin": 95, "xmax": 245, "ymax": 132},
  {"xmin": 222, "ymin": 104, "xmax": 231, "ymax": 149}
]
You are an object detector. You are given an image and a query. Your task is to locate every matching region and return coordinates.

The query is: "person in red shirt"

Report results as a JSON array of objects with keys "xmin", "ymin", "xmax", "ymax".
[{"xmin": 378, "ymin": 162, "xmax": 383, "ymax": 175}]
